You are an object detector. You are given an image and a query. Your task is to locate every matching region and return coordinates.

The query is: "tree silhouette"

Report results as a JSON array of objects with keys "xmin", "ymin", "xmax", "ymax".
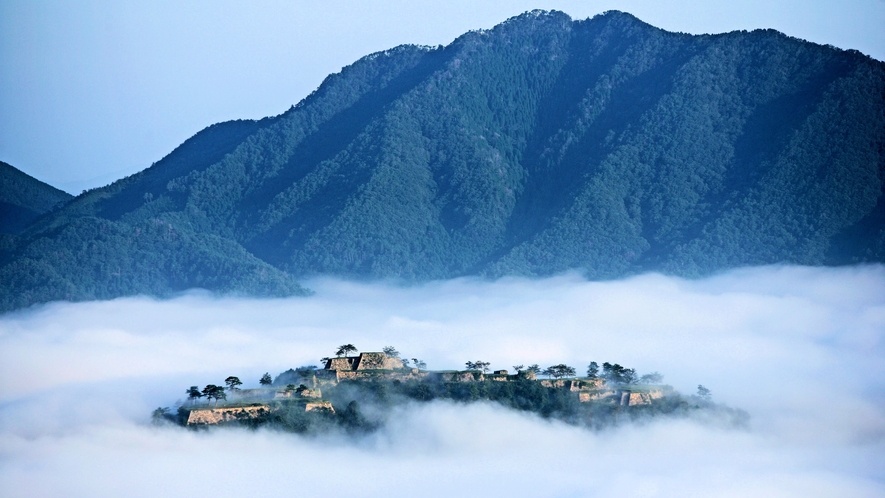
[
  {"xmin": 697, "ymin": 385, "xmax": 711, "ymax": 400},
  {"xmin": 336, "ymin": 344, "xmax": 358, "ymax": 357},
  {"xmin": 224, "ymin": 376, "xmax": 242, "ymax": 392},
  {"xmin": 151, "ymin": 407, "xmax": 171, "ymax": 425},
  {"xmin": 465, "ymin": 361, "xmax": 490, "ymax": 373},
  {"xmin": 259, "ymin": 373, "xmax": 272, "ymax": 386},
  {"xmin": 202, "ymin": 384, "xmax": 224, "ymax": 405},
  {"xmin": 186, "ymin": 386, "xmax": 202, "ymax": 405},
  {"xmin": 545, "ymin": 364, "xmax": 576, "ymax": 379},
  {"xmin": 602, "ymin": 363, "xmax": 636, "ymax": 385}
]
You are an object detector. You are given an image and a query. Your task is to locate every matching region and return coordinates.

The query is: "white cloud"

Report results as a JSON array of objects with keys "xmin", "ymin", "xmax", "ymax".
[{"xmin": 1, "ymin": 265, "xmax": 883, "ymax": 496}]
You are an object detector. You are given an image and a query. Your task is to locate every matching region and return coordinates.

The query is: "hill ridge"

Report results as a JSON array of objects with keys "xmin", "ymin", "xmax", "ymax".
[
  {"xmin": 1, "ymin": 10, "xmax": 883, "ymax": 311},
  {"xmin": 0, "ymin": 161, "xmax": 73, "ymax": 236}
]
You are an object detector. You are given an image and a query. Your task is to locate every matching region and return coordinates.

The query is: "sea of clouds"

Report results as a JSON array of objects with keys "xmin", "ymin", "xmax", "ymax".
[{"xmin": 1, "ymin": 265, "xmax": 883, "ymax": 497}]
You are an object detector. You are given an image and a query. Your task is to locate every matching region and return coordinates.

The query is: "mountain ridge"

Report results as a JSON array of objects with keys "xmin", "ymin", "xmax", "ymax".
[
  {"xmin": 1, "ymin": 10, "xmax": 883, "ymax": 312},
  {"xmin": 0, "ymin": 161, "xmax": 72, "ymax": 236}
]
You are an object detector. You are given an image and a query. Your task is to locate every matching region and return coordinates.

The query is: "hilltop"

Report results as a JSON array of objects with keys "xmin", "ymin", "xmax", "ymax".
[
  {"xmin": 3, "ymin": 10, "xmax": 884, "ymax": 311},
  {"xmin": 155, "ymin": 348, "xmax": 746, "ymax": 433},
  {"xmin": 0, "ymin": 161, "xmax": 71, "ymax": 236}
]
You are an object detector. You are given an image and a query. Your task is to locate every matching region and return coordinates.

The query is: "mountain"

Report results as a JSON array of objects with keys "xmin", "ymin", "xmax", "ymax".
[
  {"xmin": 1, "ymin": 10, "xmax": 883, "ymax": 312},
  {"xmin": 0, "ymin": 161, "xmax": 72, "ymax": 235}
]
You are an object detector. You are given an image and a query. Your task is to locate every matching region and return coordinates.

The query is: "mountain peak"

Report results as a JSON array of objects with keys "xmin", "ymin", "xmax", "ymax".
[
  {"xmin": 1, "ymin": 12, "xmax": 883, "ymax": 312},
  {"xmin": 0, "ymin": 161, "xmax": 72, "ymax": 235}
]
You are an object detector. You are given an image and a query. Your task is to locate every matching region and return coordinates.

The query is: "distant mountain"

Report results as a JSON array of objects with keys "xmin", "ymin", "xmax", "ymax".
[
  {"xmin": 0, "ymin": 161, "xmax": 72, "ymax": 235},
  {"xmin": 1, "ymin": 10, "xmax": 883, "ymax": 312}
]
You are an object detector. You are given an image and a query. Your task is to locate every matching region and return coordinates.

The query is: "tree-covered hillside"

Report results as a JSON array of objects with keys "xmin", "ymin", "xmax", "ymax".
[
  {"xmin": 2, "ymin": 10, "xmax": 883, "ymax": 311},
  {"xmin": 0, "ymin": 161, "xmax": 72, "ymax": 235}
]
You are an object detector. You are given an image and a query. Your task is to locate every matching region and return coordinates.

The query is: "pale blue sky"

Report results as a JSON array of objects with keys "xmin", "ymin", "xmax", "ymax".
[{"xmin": 2, "ymin": 0, "xmax": 883, "ymax": 193}]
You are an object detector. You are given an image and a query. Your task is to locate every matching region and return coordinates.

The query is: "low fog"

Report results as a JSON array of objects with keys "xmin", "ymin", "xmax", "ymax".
[{"xmin": 1, "ymin": 266, "xmax": 883, "ymax": 496}]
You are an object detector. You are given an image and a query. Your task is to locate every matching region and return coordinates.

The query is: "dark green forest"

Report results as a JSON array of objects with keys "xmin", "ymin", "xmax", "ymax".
[
  {"xmin": 0, "ymin": 161, "xmax": 71, "ymax": 236},
  {"xmin": 2, "ymin": 10, "xmax": 884, "ymax": 311}
]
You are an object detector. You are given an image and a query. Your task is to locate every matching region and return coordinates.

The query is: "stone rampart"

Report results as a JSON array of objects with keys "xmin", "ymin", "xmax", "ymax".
[
  {"xmin": 540, "ymin": 379, "xmax": 564, "ymax": 388},
  {"xmin": 578, "ymin": 390, "xmax": 616, "ymax": 402},
  {"xmin": 305, "ymin": 401, "xmax": 334, "ymax": 413},
  {"xmin": 186, "ymin": 405, "xmax": 269, "ymax": 425},
  {"xmin": 277, "ymin": 388, "xmax": 323, "ymax": 398},
  {"xmin": 326, "ymin": 357, "xmax": 356, "ymax": 371},
  {"xmin": 540, "ymin": 379, "xmax": 604, "ymax": 390},
  {"xmin": 336, "ymin": 370, "xmax": 427, "ymax": 382},
  {"xmin": 354, "ymin": 352, "xmax": 404, "ymax": 370},
  {"xmin": 611, "ymin": 389, "xmax": 665, "ymax": 406}
]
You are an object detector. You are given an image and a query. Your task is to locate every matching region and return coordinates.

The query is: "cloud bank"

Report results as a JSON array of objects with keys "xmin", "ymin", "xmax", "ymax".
[{"xmin": 1, "ymin": 265, "xmax": 883, "ymax": 496}]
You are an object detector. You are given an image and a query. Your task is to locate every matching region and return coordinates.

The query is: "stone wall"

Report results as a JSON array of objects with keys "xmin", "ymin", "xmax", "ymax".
[
  {"xmin": 353, "ymin": 352, "xmax": 404, "ymax": 370},
  {"xmin": 304, "ymin": 401, "xmax": 334, "ymax": 413},
  {"xmin": 578, "ymin": 390, "xmax": 616, "ymax": 402},
  {"xmin": 324, "ymin": 352, "xmax": 404, "ymax": 372},
  {"xmin": 580, "ymin": 378, "xmax": 605, "ymax": 390},
  {"xmin": 441, "ymin": 372, "xmax": 483, "ymax": 382},
  {"xmin": 186, "ymin": 405, "xmax": 269, "ymax": 425},
  {"xmin": 540, "ymin": 379, "xmax": 564, "ymax": 388},
  {"xmin": 540, "ymin": 379, "xmax": 605, "ymax": 390},
  {"xmin": 336, "ymin": 370, "xmax": 426, "ymax": 382},
  {"xmin": 610, "ymin": 389, "xmax": 665, "ymax": 406},
  {"xmin": 276, "ymin": 388, "xmax": 323, "ymax": 398},
  {"xmin": 326, "ymin": 357, "xmax": 356, "ymax": 371}
]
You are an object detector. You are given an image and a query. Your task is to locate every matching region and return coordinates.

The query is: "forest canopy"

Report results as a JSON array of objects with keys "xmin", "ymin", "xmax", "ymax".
[{"xmin": 1, "ymin": 10, "xmax": 883, "ymax": 312}]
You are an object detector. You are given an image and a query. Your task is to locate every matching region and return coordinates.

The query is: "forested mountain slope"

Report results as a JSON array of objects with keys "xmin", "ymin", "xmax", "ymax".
[
  {"xmin": 2, "ymin": 10, "xmax": 883, "ymax": 311},
  {"xmin": 0, "ymin": 161, "xmax": 72, "ymax": 235}
]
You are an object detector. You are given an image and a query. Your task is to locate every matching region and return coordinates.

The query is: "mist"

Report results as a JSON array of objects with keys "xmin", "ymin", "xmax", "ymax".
[{"xmin": 1, "ymin": 265, "xmax": 883, "ymax": 496}]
